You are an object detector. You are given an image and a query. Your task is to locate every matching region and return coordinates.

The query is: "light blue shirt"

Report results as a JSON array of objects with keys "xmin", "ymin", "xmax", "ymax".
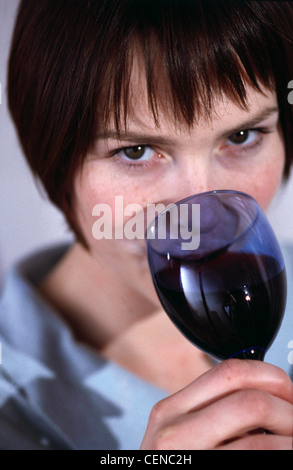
[{"xmin": 0, "ymin": 244, "xmax": 292, "ymax": 450}]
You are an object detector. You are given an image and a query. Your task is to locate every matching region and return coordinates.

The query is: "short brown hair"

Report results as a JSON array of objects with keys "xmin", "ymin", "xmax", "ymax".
[{"xmin": 8, "ymin": 0, "xmax": 293, "ymax": 241}]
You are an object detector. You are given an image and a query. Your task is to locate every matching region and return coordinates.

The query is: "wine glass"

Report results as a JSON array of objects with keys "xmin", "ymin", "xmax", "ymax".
[{"xmin": 145, "ymin": 190, "xmax": 287, "ymax": 361}]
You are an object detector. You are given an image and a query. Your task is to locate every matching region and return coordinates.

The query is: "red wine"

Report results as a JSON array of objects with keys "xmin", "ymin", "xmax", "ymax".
[{"xmin": 150, "ymin": 251, "xmax": 286, "ymax": 360}]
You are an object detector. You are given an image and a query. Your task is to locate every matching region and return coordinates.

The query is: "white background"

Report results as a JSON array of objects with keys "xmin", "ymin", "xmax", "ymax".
[{"xmin": 0, "ymin": 0, "xmax": 293, "ymax": 288}]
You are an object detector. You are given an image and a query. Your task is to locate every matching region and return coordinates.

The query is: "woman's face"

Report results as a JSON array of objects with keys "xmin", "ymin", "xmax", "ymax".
[{"xmin": 73, "ymin": 76, "xmax": 285, "ymax": 287}]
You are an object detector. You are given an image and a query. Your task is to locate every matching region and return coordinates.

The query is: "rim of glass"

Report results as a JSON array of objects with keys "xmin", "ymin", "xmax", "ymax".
[{"xmin": 145, "ymin": 189, "xmax": 259, "ymax": 248}]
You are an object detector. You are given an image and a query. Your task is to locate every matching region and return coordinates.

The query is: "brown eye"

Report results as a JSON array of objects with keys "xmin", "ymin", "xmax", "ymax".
[
  {"xmin": 228, "ymin": 130, "xmax": 250, "ymax": 145},
  {"xmin": 119, "ymin": 145, "xmax": 156, "ymax": 162},
  {"xmin": 124, "ymin": 146, "xmax": 146, "ymax": 160}
]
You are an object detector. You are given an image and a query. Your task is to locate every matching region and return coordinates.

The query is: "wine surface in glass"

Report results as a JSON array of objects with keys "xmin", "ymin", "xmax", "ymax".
[{"xmin": 149, "ymin": 249, "xmax": 286, "ymax": 361}]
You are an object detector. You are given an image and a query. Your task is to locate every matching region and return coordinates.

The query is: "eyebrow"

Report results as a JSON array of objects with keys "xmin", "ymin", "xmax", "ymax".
[
  {"xmin": 96, "ymin": 130, "xmax": 176, "ymax": 147},
  {"xmin": 96, "ymin": 105, "xmax": 279, "ymax": 144},
  {"xmin": 223, "ymin": 105, "xmax": 279, "ymax": 136}
]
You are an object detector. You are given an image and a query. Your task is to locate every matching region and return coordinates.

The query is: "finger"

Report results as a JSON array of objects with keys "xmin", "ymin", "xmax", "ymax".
[
  {"xmin": 218, "ymin": 434, "xmax": 293, "ymax": 450},
  {"xmin": 168, "ymin": 359, "xmax": 293, "ymax": 416},
  {"xmin": 142, "ymin": 389, "xmax": 293, "ymax": 450},
  {"xmin": 146, "ymin": 389, "xmax": 293, "ymax": 450},
  {"xmin": 142, "ymin": 360, "xmax": 293, "ymax": 450},
  {"xmin": 183, "ymin": 389, "xmax": 293, "ymax": 449}
]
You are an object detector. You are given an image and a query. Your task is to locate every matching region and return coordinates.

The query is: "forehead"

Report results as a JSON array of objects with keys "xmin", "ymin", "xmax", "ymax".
[
  {"xmin": 106, "ymin": 61, "xmax": 278, "ymax": 138},
  {"xmin": 100, "ymin": 46, "xmax": 277, "ymax": 136}
]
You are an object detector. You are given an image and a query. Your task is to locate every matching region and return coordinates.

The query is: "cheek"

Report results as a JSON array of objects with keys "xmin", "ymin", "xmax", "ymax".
[
  {"xmin": 250, "ymin": 169, "xmax": 283, "ymax": 211},
  {"xmin": 73, "ymin": 166, "xmax": 150, "ymax": 251},
  {"xmin": 73, "ymin": 168, "xmax": 111, "ymax": 245},
  {"xmin": 251, "ymin": 152, "xmax": 285, "ymax": 212},
  {"xmin": 235, "ymin": 165, "xmax": 283, "ymax": 212},
  {"xmin": 234, "ymin": 135, "xmax": 285, "ymax": 212},
  {"xmin": 73, "ymin": 170, "xmax": 151, "ymax": 277}
]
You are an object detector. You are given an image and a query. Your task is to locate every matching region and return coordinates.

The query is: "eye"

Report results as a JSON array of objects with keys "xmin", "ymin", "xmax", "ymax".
[
  {"xmin": 117, "ymin": 145, "xmax": 156, "ymax": 161},
  {"xmin": 226, "ymin": 129, "xmax": 258, "ymax": 146}
]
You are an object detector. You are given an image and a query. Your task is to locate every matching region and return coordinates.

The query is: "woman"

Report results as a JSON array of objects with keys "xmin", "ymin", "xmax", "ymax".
[{"xmin": 0, "ymin": 0, "xmax": 292, "ymax": 450}]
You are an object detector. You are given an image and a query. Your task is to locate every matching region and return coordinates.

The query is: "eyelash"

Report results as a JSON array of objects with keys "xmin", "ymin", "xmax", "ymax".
[
  {"xmin": 108, "ymin": 127, "xmax": 272, "ymax": 169},
  {"xmin": 109, "ymin": 146, "xmax": 160, "ymax": 171},
  {"xmin": 223, "ymin": 127, "xmax": 272, "ymax": 154}
]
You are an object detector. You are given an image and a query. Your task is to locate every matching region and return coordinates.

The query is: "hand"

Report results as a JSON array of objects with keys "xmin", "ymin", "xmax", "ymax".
[{"xmin": 140, "ymin": 359, "xmax": 293, "ymax": 450}]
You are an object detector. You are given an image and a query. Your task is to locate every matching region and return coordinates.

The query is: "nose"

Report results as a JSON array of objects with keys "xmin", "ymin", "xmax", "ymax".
[{"xmin": 163, "ymin": 155, "xmax": 214, "ymax": 204}]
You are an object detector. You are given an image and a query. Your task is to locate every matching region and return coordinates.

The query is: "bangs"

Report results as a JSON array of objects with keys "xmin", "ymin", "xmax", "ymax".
[{"xmin": 96, "ymin": 0, "xmax": 280, "ymax": 132}]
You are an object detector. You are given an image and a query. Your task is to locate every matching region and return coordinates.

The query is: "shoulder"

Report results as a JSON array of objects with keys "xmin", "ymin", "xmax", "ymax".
[
  {"xmin": 0, "ymin": 243, "xmax": 71, "ymax": 351},
  {"xmin": 0, "ymin": 243, "xmax": 70, "ymax": 305}
]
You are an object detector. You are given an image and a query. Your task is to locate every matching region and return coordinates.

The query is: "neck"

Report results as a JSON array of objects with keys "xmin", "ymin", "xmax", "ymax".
[
  {"xmin": 38, "ymin": 242, "xmax": 160, "ymax": 350},
  {"xmin": 38, "ymin": 242, "xmax": 214, "ymax": 392}
]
